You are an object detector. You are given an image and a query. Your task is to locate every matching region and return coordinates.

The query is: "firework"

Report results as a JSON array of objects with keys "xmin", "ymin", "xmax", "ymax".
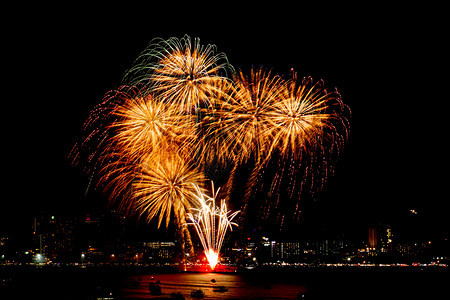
[
  {"xmin": 74, "ymin": 86, "xmax": 197, "ymax": 208},
  {"xmin": 197, "ymin": 68, "xmax": 287, "ymax": 206},
  {"xmin": 197, "ymin": 68, "xmax": 349, "ymax": 220},
  {"xmin": 124, "ymin": 35, "xmax": 233, "ymax": 113},
  {"xmin": 187, "ymin": 183, "xmax": 240, "ymax": 270},
  {"xmin": 70, "ymin": 86, "xmax": 128, "ymax": 174},
  {"xmin": 106, "ymin": 89, "xmax": 197, "ymax": 164},
  {"xmin": 267, "ymin": 72, "xmax": 348, "ymax": 160},
  {"xmin": 70, "ymin": 85, "xmax": 149, "ymax": 199},
  {"xmin": 72, "ymin": 35, "xmax": 350, "ymax": 261},
  {"xmin": 261, "ymin": 72, "xmax": 350, "ymax": 225},
  {"xmin": 203, "ymin": 68, "xmax": 285, "ymax": 165},
  {"xmin": 202, "ymin": 68, "xmax": 348, "ymax": 167},
  {"xmin": 133, "ymin": 151, "xmax": 204, "ymax": 229},
  {"xmin": 130, "ymin": 150, "xmax": 205, "ymax": 259}
]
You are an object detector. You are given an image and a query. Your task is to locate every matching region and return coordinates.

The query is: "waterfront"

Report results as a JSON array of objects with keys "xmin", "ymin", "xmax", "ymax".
[{"xmin": 1, "ymin": 266, "xmax": 448, "ymax": 299}]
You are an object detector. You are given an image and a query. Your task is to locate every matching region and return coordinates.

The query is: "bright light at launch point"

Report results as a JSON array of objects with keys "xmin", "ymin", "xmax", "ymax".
[{"xmin": 205, "ymin": 248, "xmax": 219, "ymax": 270}]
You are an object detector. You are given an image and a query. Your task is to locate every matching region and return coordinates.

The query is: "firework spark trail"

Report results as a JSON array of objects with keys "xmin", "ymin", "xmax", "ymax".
[
  {"xmin": 187, "ymin": 183, "xmax": 240, "ymax": 270},
  {"xmin": 70, "ymin": 86, "xmax": 128, "ymax": 174}
]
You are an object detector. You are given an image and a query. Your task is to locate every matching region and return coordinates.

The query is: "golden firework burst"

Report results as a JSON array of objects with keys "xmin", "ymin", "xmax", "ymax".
[
  {"xmin": 124, "ymin": 35, "xmax": 233, "ymax": 113},
  {"xmin": 133, "ymin": 151, "xmax": 205, "ymax": 229},
  {"xmin": 267, "ymin": 72, "xmax": 347, "ymax": 160},
  {"xmin": 202, "ymin": 68, "xmax": 286, "ymax": 166},
  {"xmin": 108, "ymin": 90, "xmax": 196, "ymax": 160}
]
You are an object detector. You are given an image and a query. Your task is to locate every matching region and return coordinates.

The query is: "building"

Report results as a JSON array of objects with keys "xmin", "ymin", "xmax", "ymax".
[
  {"xmin": 394, "ymin": 241, "xmax": 433, "ymax": 262},
  {"xmin": 368, "ymin": 226, "xmax": 377, "ymax": 249},
  {"xmin": 143, "ymin": 241, "xmax": 176, "ymax": 264},
  {"xmin": 368, "ymin": 224, "xmax": 393, "ymax": 253},
  {"xmin": 254, "ymin": 236, "xmax": 351, "ymax": 264},
  {"xmin": 32, "ymin": 215, "xmax": 78, "ymax": 262},
  {"xmin": 279, "ymin": 242, "xmax": 302, "ymax": 261}
]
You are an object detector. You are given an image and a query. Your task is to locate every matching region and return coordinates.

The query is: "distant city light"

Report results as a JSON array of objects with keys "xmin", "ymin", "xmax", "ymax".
[{"xmin": 33, "ymin": 253, "xmax": 46, "ymax": 264}]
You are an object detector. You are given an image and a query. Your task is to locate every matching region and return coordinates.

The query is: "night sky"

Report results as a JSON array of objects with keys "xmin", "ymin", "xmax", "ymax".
[{"xmin": 2, "ymin": 5, "xmax": 447, "ymax": 245}]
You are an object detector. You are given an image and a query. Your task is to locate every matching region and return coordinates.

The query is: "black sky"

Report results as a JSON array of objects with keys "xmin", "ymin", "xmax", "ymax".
[{"xmin": 2, "ymin": 4, "xmax": 448, "ymax": 243}]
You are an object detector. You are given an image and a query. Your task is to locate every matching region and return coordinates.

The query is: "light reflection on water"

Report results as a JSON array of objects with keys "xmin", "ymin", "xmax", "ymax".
[{"xmin": 122, "ymin": 273, "xmax": 307, "ymax": 299}]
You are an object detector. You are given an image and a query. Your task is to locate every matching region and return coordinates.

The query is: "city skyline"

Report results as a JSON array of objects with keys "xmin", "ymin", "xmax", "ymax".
[
  {"xmin": 2, "ymin": 6, "xmax": 447, "ymax": 251},
  {"xmin": 2, "ymin": 211, "xmax": 447, "ymax": 267}
]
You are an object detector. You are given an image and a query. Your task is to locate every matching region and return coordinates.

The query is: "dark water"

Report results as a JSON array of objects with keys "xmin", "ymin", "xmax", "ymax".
[
  {"xmin": 123, "ymin": 273, "xmax": 307, "ymax": 299},
  {"xmin": 121, "ymin": 270, "xmax": 450, "ymax": 299},
  {"xmin": 1, "ymin": 266, "xmax": 448, "ymax": 299}
]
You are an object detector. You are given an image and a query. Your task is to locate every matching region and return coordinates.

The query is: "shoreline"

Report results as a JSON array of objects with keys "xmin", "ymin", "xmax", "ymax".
[{"xmin": 1, "ymin": 263, "xmax": 448, "ymax": 274}]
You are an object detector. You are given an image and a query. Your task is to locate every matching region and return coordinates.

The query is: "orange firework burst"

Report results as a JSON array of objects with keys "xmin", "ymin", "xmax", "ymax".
[
  {"xmin": 261, "ymin": 72, "xmax": 349, "ymax": 224},
  {"xmin": 124, "ymin": 35, "xmax": 233, "ymax": 113},
  {"xmin": 267, "ymin": 72, "xmax": 349, "ymax": 160},
  {"xmin": 202, "ymin": 68, "xmax": 348, "ymax": 168},
  {"xmin": 202, "ymin": 68, "xmax": 286, "ymax": 166},
  {"xmin": 108, "ymin": 90, "xmax": 196, "ymax": 161},
  {"xmin": 133, "ymin": 151, "xmax": 204, "ymax": 229},
  {"xmin": 88, "ymin": 86, "xmax": 197, "ymax": 210}
]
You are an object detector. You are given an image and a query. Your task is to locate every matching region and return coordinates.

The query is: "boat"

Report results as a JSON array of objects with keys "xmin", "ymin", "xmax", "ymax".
[
  {"xmin": 213, "ymin": 285, "xmax": 228, "ymax": 292},
  {"xmin": 170, "ymin": 291, "xmax": 185, "ymax": 299},
  {"xmin": 148, "ymin": 282, "xmax": 162, "ymax": 295},
  {"xmin": 191, "ymin": 289, "xmax": 205, "ymax": 298}
]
